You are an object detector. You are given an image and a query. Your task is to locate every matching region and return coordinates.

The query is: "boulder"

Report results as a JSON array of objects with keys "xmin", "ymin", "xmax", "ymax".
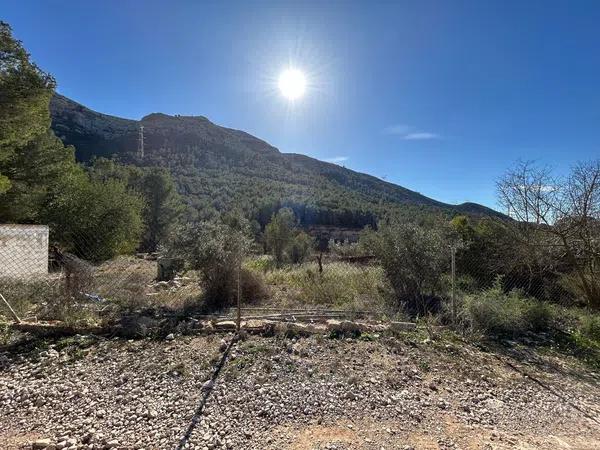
[{"xmin": 326, "ymin": 319, "xmax": 364, "ymax": 336}]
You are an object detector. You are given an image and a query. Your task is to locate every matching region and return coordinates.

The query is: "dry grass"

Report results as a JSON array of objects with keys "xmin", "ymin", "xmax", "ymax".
[
  {"xmin": 0, "ymin": 256, "xmax": 204, "ymax": 327},
  {"xmin": 261, "ymin": 261, "xmax": 393, "ymax": 311}
]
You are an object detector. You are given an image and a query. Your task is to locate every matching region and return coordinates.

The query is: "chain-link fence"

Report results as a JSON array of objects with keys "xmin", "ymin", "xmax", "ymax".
[
  {"xmin": 0, "ymin": 223, "xmax": 203, "ymax": 325},
  {"xmin": 0, "ymin": 219, "xmax": 591, "ymax": 328}
]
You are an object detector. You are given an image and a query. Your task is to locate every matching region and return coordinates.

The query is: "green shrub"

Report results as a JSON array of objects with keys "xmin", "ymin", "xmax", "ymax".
[
  {"xmin": 244, "ymin": 255, "xmax": 276, "ymax": 273},
  {"xmin": 522, "ymin": 300, "xmax": 552, "ymax": 332},
  {"xmin": 580, "ymin": 314, "xmax": 600, "ymax": 342},
  {"xmin": 288, "ymin": 231, "xmax": 313, "ymax": 264},
  {"xmin": 463, "ymin": 282, "xmax": 553, "ymax": 337},
  {"xmin": 360, "ymin": 219, "xmax": 451, "ymax": 311},
  {"xmin": 265, "ymin": 208, "xmax": 295, "ymax": 265},
  {"xmin": 0, "ymin": 321, "xmax": 11, "ymax": 346},
  {"xmin": 168, "ymin": 218, "xmax": 253, "ymax": 311}
]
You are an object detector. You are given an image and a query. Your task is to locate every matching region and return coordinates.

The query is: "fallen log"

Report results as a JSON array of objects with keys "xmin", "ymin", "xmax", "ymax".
[{"xmin": 10, "ymin": 321, "xmax": 107, "ymax": 337}]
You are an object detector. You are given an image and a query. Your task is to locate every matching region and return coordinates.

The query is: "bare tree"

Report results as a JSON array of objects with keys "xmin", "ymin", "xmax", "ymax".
[{"xmin": 497, "ymin": 160, "xmax": 600, "ymax": 307}]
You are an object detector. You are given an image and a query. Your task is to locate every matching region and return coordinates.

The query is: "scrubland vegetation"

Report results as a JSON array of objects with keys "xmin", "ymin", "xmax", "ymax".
[
  {"xmin": 262, "ymin": 261, "xmax": 392, "ymax": 311},
  {"xmin": 0, "ymin": 19, "xmax": 599, "ymax": 374}
]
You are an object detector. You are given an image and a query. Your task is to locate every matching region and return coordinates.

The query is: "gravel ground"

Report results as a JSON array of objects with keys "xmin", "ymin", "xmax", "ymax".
[{"xmin": 1, "ymin": 330, "xmax": 599, "ymax": 449}]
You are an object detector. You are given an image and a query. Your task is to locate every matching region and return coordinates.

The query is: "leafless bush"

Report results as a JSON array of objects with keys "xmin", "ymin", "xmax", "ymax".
[{"xmin": 498, "ymin": 160, "xmax": 600, "ymax": 308}]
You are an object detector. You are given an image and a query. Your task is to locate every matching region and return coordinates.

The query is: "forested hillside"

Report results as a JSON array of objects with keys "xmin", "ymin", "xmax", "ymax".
[{"xmin": 50, "ymin": 94, "xmax": 501, "ymax": 229}]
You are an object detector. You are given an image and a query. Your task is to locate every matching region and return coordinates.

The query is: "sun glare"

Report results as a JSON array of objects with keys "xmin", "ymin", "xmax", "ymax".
[{"xmin": 278, "ymin": 68, "xmax": 306, "ymax": 100}]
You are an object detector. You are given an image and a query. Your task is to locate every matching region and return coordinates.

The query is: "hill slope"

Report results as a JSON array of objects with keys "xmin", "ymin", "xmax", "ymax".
[{"xmin": 50, "ymin": 94, "xmax": 500, "ymax": 227}]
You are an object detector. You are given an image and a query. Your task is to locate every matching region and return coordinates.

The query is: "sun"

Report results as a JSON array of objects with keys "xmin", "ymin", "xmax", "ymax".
[{"xmin": 278, "ymin": 68, "xmax": 306, "ymax": 100}]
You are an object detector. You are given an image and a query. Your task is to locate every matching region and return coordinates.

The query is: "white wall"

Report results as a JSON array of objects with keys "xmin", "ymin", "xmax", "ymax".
[{"xmin": 0, "ymin": 225, "xmax": 49, "ymax": 278}]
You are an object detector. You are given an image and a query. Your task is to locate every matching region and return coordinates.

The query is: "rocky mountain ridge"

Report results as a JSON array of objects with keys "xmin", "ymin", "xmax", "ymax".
[{"xmin": 50, "ymin": 94, "xmax": 501, "ymax": 224}]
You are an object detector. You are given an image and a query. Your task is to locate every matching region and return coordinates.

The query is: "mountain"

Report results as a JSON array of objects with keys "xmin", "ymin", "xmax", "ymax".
[{"xmin": 50, "ymin": 94, "xmax": 501, "ymax": 228}]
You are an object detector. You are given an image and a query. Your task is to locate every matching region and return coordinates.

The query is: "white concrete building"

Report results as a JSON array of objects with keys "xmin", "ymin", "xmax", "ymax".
[{"xmin": 0, "ymin": 224, "xmax": 49, "ymax": 278}]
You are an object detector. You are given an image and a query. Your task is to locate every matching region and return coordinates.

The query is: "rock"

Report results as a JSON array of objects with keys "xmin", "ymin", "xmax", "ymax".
[
  {"xmin": 215, "ymin": 321, "xmax": 237, "ymax": 331},
  {"xmin": 118, "ymin": 315, "xmax": 160, "ymax": 338},
  {"xmin": 276, "ymin": 322, "xmax": 322, "ymax": 336},
  {"xmin": 32, "ymin": 439, "xmax": 51, "ymax": 449},
  {"xmin": 243, "ymin": 319, "xmax": 276, "ymax": 334},
  {"xmin": 326, "ymin": 320, "xmax": 363, "ymax": 335},
  {"xmin": 165, "ymin": 333, "xmax": 175, "ymax": 341},
  {"xmin": 292, "ymin": 343, "xmax": 308, "ymax": 357},
  {"xmin": 202, "ymin": 379, "xmax": 215, "ymax": 391},
  {"xmin": 389, "ymin": 321, "xmax": 417, "ymax": 332}
]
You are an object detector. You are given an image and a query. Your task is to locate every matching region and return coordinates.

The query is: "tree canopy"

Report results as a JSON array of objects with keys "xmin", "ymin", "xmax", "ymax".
[{"xmin": 0, "ymin": 23, "xmax": 149, "ymax": 262}]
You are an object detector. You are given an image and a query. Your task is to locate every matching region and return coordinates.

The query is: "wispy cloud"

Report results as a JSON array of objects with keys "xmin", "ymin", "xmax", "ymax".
[
  {"xmin": 324, "ymin": 156, "xmax": 348, "ymax": 164},
  {"xmin": 383, "ymin": 124, "xmax": 440, "ymax": 140},
  {"xmin": 403, "ymin": 132, "xmax": 439, "ymax": 140}
]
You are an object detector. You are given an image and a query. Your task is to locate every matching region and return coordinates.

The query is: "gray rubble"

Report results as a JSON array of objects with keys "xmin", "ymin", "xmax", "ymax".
[{"xmin": 1, "ymin": 332, "xmax": 599, "ymax": 449}]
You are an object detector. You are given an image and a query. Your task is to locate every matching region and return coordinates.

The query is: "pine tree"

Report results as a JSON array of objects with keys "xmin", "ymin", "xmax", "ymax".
[{"xmin": 0, "ymin": 21, "xmax": 55, "ymax": 193}]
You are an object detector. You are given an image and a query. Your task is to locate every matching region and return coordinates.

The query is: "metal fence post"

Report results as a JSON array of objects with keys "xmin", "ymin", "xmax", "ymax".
[
  {"xmin": 451, "ymin": 245, "xmax": 456, "ymax": 325},
  {"xmin": 236, "ymin": 248, "xmax": 241, "ymax": 333}
]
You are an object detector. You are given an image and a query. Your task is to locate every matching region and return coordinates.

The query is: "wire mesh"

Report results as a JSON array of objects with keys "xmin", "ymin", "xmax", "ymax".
[{"xmin": 0, "ymin": 220, "xmax": 591, "ymax": 325}]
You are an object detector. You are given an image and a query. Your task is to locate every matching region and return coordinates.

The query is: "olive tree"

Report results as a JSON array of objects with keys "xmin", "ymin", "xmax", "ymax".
[
  {"xmin": 169, "ymin": 217, "xmax": 253, "ymax": 311},
  {"xmin": 361, "ymin": 218, "xmax": 451, "ymax": 313},
  {"xmin": 264, "ymin": 207, "xmax": 295, "ymax": 264}
]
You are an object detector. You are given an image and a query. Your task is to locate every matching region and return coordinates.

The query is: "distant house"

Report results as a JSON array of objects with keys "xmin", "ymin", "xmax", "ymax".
[{"xmin": 0, "ymin": 225, "xmax": 49, "ymax": 278}]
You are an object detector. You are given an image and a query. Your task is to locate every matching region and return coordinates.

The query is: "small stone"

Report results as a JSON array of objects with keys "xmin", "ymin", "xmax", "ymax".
[
  {"xmin": 32, "ymin": 439, "xmax": 51, "ymax": 449},
  {"xmin": 345, "ymin": 392, "xmax": 357, "ymax": 400},
  {"xmin": 165, "ymin": 333, "xmax": 175, "ymax": 341},
  {"xmin": 219, "ymin": 339, "xmax": 228, "ymax": 352}
]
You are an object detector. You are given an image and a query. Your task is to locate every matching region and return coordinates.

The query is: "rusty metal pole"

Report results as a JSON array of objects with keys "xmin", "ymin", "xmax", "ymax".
[{"xmin": 0, "ymin": 293, "xmax": 21, "ymax": 323}]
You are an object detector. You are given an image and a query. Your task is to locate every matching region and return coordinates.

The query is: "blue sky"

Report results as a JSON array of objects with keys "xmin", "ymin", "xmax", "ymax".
[{"xmin": 4, "ymin": 0, "xmax": 600, "ymax": 209}]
